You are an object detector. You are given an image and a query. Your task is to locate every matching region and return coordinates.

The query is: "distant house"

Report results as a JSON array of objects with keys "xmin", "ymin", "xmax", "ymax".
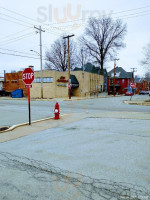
[
  {"xmin": 135, "ymin": 78, "xmax": 150, "ymax": 94},
  {"xmin": 107, "ymin": 67, "xmax": 133, "ymax": 94}
]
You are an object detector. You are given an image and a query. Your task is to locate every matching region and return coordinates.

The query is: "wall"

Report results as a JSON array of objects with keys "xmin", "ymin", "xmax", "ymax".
[
  {"xmin": 107, "ymin": 78, "xmax": 132, "ymax": 94},
  {"xmin": 31, "ymin": 70, "xmax": 104, "ymax": 99},
  {"xmin": 136, "ymin": 81, "xmax": 150, "ymax": 94},
  {"xmin": 71, "ymin": 71, "xmax": 104, "ymax": 97},
  {"xmin": 4, "ymin": 72, "xmax": 28, "ymax": 96},
  {"xmin": 31, "ymin": 70, "xmax": 68, "ymax": 99}
]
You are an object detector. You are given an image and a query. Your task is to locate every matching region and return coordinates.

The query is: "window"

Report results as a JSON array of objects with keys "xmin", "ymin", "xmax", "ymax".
[
  {"xmin": 110, "ymin": 79, "xmax": 113, "ymax": 84},
  {"xmin": 43, "ymin": 77, "xmax": 53, "ymax": 83},
  {"xmin": 122, "ymin": 79, "xmax": 125, "ymax": 84},
  {"xmin": 117, "ymin": 80, "xmax": 119, "ymax": 84},
  {"xmin": 34, "ymin": 78, "xmax": 41, "ymax": 83},
  {"xmin": 11, "ymin": 80, "xmax": 17, "ymax": 83},
  {"xmin": 34, "ymin": 77, "xmax": 53, "ymax": 83}
]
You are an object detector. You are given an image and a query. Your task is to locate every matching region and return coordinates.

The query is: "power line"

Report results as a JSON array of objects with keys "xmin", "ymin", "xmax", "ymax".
[
  {"xmin": 0, "ymin": 51, "xmax": 47, "ymax": 60},
  {"xmin": 0, "ymin": 12, "xmax": 35, "ymax": 26},
  {"xmin": 0, "ymin": 32, "xmax": 36, "ymax": 44},
  {"xmin": 0, "ymin": 16, "xmax": 32, "ymax": 28},
  {"xmin": 114, "ymin": 9, "xmax": 150, "ymax": 19},
  {"xmin": 44, "ymin": 5, "xmax": 150, "ymax": 25},
  {"xmin": 113, "ymin": 5, "xmax": 150, "ymax": 15},
  {"xmin": 0, "ymin": 27, "xmax": 33, "ymax": 41},
  {"xmin": 0, "ymin": 32, "xmax": 36, "ymax": 46},
  {"xmin": 0, "ymin": 51, "xmax": 39, "ymax": 59},
  {"xmin": 0, "ymin": 6, "xmax": 38, "ymax": 23},
  {"xmin": 0, "ymin": 47, "xmax": 38, "ymax": 56}
]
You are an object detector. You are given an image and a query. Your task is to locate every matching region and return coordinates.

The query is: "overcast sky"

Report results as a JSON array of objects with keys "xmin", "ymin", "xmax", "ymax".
[{"xmin": 0, "ymin": 0, "xmax": 150, "ymax": 77}]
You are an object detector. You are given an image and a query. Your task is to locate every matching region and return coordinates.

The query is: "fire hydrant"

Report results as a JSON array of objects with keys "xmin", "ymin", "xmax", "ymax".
[{"xmin": 54, "ymin": 102, "xmax": 60, "ymax": 120}]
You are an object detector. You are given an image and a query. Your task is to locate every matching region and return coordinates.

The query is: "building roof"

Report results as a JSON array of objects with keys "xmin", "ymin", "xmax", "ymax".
[
  {"xmin": 144, "ymin": 77, "xmax": 150, "ymax": 82},
  {"xmin": 73, "ymin": 67, "xmax": 83, "ymax": 72},
  {"xmin": 73, "ymin": 63, "xmax": 100, "ymax": 75},
  {"xmin": 108, "ymin": 67, "xmax": 133, "ymax": 79}
]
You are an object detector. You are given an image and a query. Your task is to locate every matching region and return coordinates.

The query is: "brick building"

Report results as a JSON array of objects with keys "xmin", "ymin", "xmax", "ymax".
[
  {"xmin": 136, "ymin": 79, "xmax": 150, "ymax": 94},
  {"xmin": 107, "ymin": 67, "xmax": 133, "ymax": 94},
  {"xmin": 3, "ymin": 71, "xmax": 27, "ymax": 96}
]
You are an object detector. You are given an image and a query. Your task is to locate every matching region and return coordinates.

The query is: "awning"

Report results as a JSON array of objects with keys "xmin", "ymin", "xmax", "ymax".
[{"xmin": 70, "ymin": 75, "xmax": 79, "ymax": 88}]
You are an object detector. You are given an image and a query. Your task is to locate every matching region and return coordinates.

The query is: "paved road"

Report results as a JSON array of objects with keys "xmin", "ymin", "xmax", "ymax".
[
  {"xmin": 0, "ymin": 95, "xmax": 150, "ymax": 199},
  {"xmin": 0, "ymin": 95, "xmax": 150, "ymax": 127},
  {"xmin": 0, "ymin": 116, "xmax": 150, "ymax": 199}
]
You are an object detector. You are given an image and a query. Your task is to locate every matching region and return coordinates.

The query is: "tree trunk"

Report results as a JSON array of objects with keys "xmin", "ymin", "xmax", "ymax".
[{"xmin": 100, "ymin": 61, "xmax": 104, "ymax": 75}]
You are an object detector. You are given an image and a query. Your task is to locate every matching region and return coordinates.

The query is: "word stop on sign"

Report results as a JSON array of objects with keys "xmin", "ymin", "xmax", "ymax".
[{"xmin": 23, "ymin": 73, "xmax": 34, "ymax": 80}]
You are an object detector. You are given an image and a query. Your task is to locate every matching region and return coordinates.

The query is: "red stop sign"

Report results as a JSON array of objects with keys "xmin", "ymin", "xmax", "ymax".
[
  {"xmin": 22, "ymin": 68, "xmax": 34, "ymax": 85},
  {"xmin": 130, "ymin": 83, "xmax": 136, "ymax": 89}
]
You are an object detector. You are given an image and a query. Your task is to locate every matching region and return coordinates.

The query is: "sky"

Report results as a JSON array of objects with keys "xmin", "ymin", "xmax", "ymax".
[{"xmin": 0, "ymin": 0, "xmax": 150, "ymax": 77}]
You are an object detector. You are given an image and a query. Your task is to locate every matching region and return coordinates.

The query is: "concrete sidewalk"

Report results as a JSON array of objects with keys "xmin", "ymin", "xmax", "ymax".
[{"xmin": 0, "ymin": 113, "xmax": 85, "ymax": 143}]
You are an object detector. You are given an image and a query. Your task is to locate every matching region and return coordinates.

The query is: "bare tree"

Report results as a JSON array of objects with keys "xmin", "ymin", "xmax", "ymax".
[
  {"xmin": 80, "ymin": 16, "xmax": 127, "ymax": 74},
  {"xmin": 45, "ymin": 36, "xmax": 76, "ymax": 71},
  {"xmin": 141, "ymin": 43, "xmax": 150, "ymax": 70},
  {"xmin": 75, "ymin": 47, "xmax": 92, "ymax": 69},
  {"xmin": 144, "ymin": 71, "xmax": 150, "ymax": 81}
]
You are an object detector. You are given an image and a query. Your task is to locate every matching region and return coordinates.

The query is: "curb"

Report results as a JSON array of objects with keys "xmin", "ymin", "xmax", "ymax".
[
  {"xmin": 124, "ymin": 100, "xmax": 150, "ymax": 106},
  {"xmin": 0, "ymin": 114, "xmax": 67, "ymax": 134}
]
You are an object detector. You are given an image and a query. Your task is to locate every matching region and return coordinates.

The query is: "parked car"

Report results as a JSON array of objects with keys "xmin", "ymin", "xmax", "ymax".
[
  {"xmin": 125, "ymin": 91, "xmax": 133, "ymax": 96},
  {"xmin": 139, "ymin": 91, "xmax": 150, "ymax": 95}
]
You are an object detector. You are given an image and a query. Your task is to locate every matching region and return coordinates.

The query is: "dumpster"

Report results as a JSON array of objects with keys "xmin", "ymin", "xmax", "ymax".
[{"xmin": 11, "ymin": 89, "xmax": 23, "ymax": 98}]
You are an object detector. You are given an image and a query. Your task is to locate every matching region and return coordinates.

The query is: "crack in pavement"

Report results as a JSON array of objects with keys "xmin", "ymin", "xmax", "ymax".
[{"xmin": 0, "ymin": 152, "xmax": 149, "ymax": 200}]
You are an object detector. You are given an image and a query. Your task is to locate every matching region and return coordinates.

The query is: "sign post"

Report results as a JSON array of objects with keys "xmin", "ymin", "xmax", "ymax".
[
  {"xmin": 130, "ymin": 83, "xmax": 136, "ymax": 101},
  {"xmin": 22, "ymin": 68, "xmax": 34, "ymax": 125}
]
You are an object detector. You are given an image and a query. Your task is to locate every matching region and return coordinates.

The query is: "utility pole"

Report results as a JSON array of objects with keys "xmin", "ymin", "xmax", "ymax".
[
  {"xmin": 34, "ymin": 26, "xmax": 45, "ymax": 99},
  {"xmin": 81, "ymin": 49, "xmax": 84, "ymax": 71},
  {"xmin": 131, "ymin": 68, "xmax": 137, "ymax": 83},
  {"xmin": 63, "ymin": 34, "xmax": 75, "ymax": 99},
  {"xmin": 113, "ymin": 58, "xmax": 119, "ymax": 96},
  {"xmin": 131, "ymin": 68, "xmax": 137, "ymax": 96}
]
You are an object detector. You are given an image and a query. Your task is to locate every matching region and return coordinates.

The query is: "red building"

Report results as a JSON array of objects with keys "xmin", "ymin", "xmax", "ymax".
[
  {"xmin": 136, "ymin": 79, "xmax": 150, "ymax": 94},
  {"xmin": 107, "ymin": 67, "xmax": 133, "ymax": 95}
]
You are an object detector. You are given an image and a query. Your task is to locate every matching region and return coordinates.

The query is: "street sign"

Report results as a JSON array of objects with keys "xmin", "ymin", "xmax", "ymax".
[
  {"xmin": 25, "ymin": 84, "xmax": 32, "ymax": 88},
  {"xmin": 22, "ymin": 68, "xmax": 34, "ymax": 85},
  {"xmin": 130, "ymin": 83, "xmax": 136, "ymax": 89},
  {"xmin": 68, "ymin": 83, "xmax": 71, "ymax": 89},
  {"xmin": 22, "ymin": 67, "xmax": 34, "ymax": 125}
]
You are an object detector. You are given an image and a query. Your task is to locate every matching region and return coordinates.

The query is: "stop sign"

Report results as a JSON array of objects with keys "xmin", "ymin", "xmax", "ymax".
[
  {"xmin": 130, "ymin": 83, "xmax": 136, "ymax": 89},
  {"xmin": 22, "ymin": 68, "xmax": 34, "ymax": 85}
]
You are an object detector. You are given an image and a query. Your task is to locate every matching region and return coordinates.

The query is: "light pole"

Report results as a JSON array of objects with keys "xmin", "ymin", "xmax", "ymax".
[
  {"xmin": 113, "ymin": 58, "xmax": 119, "ymax": 96},
  {"xmin": 30, "ymin": 49, "xmax": 43, "ymax": 99}
]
